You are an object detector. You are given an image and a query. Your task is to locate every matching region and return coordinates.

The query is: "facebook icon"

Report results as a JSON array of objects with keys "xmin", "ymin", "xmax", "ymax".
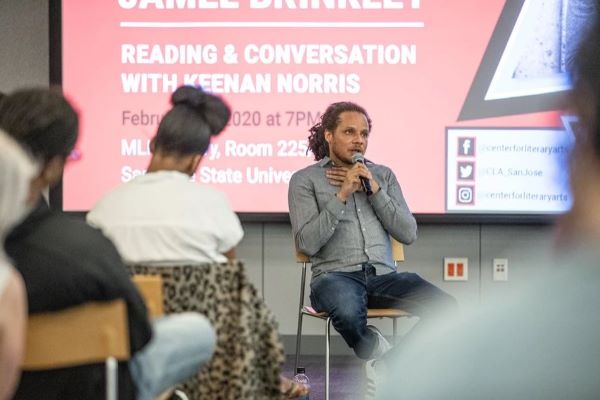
[{"xmin": 458, "ymin": 137, "xmax": 476, "ymax": 156}]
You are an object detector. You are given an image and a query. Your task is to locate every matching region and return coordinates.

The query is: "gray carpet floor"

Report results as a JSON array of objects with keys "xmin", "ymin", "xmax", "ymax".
[{"xmin": 282, "ymin": 355, "xmax": 366, "ymax": 400}]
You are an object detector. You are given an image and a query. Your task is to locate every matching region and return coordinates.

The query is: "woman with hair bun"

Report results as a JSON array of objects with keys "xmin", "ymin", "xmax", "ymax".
[
  {"xmin": 89, "ymin": 85, "xmax": 242, "ymax": 264},
  {"xmin": 88, "ymin": 86, "xmax": 308, "ymax": 399}
]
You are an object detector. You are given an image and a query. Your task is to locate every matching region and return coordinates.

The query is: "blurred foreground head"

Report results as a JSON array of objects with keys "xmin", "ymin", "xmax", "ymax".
[
  {"xmin": 0, "ymin": 88, "xmax": 78, "ymax": 194},
  {"xmin": 0, "ymin": 88, "xmax": 78, "ymax": 164},
  {"xmin": 571, "ymin": 10, "xmax": 600, "ymax": 151},
  {"xmin": 561, "ymin": 10, "xmax": 600, "ymax": 241}
]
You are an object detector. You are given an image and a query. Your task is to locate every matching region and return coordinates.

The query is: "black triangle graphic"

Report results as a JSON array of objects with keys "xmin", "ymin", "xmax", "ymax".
[{"xmin": 458, "ymin": 0, "xmax": 577, "ymax": 121}]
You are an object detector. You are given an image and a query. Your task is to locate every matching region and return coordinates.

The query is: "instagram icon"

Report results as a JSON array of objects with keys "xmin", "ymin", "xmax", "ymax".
[{"xmin": 456, "ymin": 186, "xmax": 475, "ymax": 205}]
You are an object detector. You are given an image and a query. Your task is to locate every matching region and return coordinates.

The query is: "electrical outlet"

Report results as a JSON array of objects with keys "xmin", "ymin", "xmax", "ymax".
[
  {"xmin": 493, "ymin": 258, "xmax": 508, "ymax": 281},
  {"xmin": 443, "ymin": 257, "xmax": 468, "ymax": 281}
]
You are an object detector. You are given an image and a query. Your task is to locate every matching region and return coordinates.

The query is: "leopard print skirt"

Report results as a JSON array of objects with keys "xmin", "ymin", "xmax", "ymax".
[{"xmin": 128, "ymin": 261, "xmax": 285, "ymax": 400}]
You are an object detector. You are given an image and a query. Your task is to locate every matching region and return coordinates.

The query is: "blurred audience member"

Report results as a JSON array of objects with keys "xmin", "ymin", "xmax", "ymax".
[
  {"xmin": 0, "ymin": 87, "xmax": 215, "ymax": 400},
  {"xmin": 377, "ymin": 10, "xmax": 600, "ymax": 400},
  {"xmin": 0, "ymin": 130, "xmax": 37, "ymax": 400}
]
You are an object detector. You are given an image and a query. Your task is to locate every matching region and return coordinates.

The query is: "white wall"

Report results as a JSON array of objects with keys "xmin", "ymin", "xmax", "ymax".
[{"xmin": 0, "ymin": 0, "xmax": 557, "ymax": 354}]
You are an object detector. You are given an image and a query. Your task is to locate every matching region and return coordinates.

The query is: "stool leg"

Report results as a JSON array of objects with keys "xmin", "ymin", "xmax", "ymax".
[
  {"xmin": 295, "ymin": 262, "xmax": 308, "ymax": 373},
  {"xmin": 325, "ymin": 317, "xmax": 331, "ymax": 400},
  {"xmin": 294, "ymin": 312, "xmax": 304, "ymax": 373}
]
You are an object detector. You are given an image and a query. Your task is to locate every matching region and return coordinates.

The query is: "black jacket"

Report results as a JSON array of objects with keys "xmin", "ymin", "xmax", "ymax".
[{"xmin": 6, "ymin": 200, "xmax": 152, "ymax": 400}]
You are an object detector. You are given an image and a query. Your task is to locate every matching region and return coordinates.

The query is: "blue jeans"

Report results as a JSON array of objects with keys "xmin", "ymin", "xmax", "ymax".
[
  {"xmin": 310, "ymin": 264, "xmax": 456, "ymax": 359},
  {"xmin": 129, "ymin": 313, "xmax": 216, "ymax": 400}
]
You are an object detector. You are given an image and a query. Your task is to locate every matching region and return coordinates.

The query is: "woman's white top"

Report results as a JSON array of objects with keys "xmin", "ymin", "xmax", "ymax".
[{"xmin": 87, "ymin": 171, "xmax": 244, "ymax": 265}]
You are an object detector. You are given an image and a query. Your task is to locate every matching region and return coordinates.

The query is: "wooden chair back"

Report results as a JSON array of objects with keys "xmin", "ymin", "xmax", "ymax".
[
  {"xmin": 391, "ymin": 238, "xmax": 405, "ymax": 264},
  {"xmin": 132, "ymin": 274, "xmax": 164, "ymax": 318},
  {"xmin": 22, "ymin": 300, "xmax": 130, "ymax": 370},
  {"xmin": 296, "ymin": 237, "xmax": 405, "ymax": 264}
]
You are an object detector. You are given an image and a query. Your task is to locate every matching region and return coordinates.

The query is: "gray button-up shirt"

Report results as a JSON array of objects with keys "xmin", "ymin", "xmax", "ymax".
[{"xmin": 289, "ymin": 157, "xmax": 417, "ymax": 277}]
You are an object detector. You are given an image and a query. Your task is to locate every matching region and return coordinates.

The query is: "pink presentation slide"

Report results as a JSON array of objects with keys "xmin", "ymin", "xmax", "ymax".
[{"xmin": 61, "ymin": 0, "xmax": 577, "ymax": 214}]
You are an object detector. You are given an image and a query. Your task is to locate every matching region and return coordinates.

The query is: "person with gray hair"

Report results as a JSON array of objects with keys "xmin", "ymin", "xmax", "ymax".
[{"xmin": 0, "ymin": 129, "xmax": 37, "ymax": 400}]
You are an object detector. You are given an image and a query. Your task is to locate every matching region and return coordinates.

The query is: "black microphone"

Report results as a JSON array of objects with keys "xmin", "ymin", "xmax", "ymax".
[{"xmin": 351, "ymin": 153, "xmax": 373, "ymax": 196}]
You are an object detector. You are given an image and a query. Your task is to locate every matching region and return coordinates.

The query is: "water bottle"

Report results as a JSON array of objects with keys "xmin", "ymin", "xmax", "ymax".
[{"xmin": 293, "ymin": 367, "xmax": 310, "ymax": 400}]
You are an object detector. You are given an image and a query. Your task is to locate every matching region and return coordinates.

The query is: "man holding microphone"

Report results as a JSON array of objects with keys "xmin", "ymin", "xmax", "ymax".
[{"xmin": 288, "ymin": 101, "xmax": 456, "ymax": 369}]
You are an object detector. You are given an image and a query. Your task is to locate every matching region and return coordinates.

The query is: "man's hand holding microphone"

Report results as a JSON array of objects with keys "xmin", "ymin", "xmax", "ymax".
[{"xmin": 326, "ymin": 153, "xmax": 380, "ymax": 202}]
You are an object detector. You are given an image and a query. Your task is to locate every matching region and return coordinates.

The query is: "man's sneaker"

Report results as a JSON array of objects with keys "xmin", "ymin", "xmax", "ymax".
[
  {"xmin": 367, "ymin": 325, "xmax": 392, "ymax": 359},
  {"xmin": 365, "ymin": 358, "xmax": 388, "ymax": 400},
  {"xmin": 365, "ymin": 326, "xmax": 391, "ymax": 400},
  {"xmin": 169, "ymin": 389, "xmax": 190, "ymax": 400}
]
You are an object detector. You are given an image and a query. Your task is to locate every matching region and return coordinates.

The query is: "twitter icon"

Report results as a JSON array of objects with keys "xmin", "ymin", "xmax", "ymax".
[{"xmin": 457, "ymin": 161, "xmax": 475, "ymax": 181}]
